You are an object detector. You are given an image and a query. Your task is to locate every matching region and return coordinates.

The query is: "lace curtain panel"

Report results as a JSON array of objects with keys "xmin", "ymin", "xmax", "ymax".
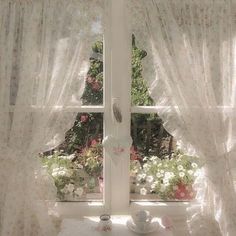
[
  {"xmin": 0, "ymin": 0, "xmax": 103, "ymax": 235},
  {"xmin": 130, "ymin": 0, "xmax": 236, "ymax": 236}
]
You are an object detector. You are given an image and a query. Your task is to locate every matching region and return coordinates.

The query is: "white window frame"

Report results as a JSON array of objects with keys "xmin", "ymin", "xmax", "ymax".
[{"xmin": 54, "ymin": 0, "xmax": 196, "ymax": 223}]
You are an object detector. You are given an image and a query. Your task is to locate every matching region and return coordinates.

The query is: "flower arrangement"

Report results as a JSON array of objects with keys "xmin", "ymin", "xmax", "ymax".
[
  {"xmin": 41, "ymin": 149, "xmax": 97, "ymax": 200},
  {"xmin": 41, "ymin": 140, "xmax": 103, "ymax": 200},
  {"xmin": 131, "ymin": 150, "xmax": 201, "ymax": 200}
]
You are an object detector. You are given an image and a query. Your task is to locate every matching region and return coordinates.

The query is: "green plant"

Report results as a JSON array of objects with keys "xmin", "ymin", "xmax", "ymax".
[
  {"xmin": 75, "ymin": 139, "xmax": 103, "ymax": 177},
  {"xmin": 132, "ymin": 150, "xmax": 201, "ymax": 200},
  {"xmin": 41, "ymin": 151, "xmax": 90, "ymax": 200}
]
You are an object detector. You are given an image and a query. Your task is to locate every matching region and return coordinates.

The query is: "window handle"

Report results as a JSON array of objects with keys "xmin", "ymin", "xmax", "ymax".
[{"xmin": 112, "ymin": 98, "xmax": 122, "ymax": 123}]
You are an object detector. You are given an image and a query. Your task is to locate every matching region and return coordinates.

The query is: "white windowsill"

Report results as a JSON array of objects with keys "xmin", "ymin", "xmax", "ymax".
[{"xmin": 49, "ymin": 200, "xmax": 199, "ymax": 219}]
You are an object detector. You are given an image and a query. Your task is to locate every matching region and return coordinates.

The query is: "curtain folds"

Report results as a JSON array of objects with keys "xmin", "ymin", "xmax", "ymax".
[
  {"xmin": 0, "ymin": 0, "xmax": 103, "ymax": 235},
  {"xmin": 130, "ymin": 0, "xmax": 236, "ymax": 235}
]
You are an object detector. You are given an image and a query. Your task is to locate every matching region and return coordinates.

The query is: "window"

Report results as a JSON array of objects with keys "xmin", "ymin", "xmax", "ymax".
[{"xmin": 41, "ymin": 0, "xmax": 200, "ymax": 217}]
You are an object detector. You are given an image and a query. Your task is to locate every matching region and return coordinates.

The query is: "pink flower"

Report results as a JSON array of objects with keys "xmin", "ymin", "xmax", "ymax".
[
  {"xmin": 91, "ymin": 81, "xmax": 101, "ymax": 91},
  {"xmin": 174, "ymin": 183, "xmax": 195, "ymax": 200},
  {"xmin": 130, "ymin": 146, "xmax": 141, "ymax": 160},
  {"xmin": 86, "ymin": 76, "xmax": 95, "ymax": 84},
  {"xmin": 80, "ymin": 114, "xmax": 88, "ymax": 123},
  {"xmin": 91, "ymin": 139, "xmax": 98, "ymax": 146}
]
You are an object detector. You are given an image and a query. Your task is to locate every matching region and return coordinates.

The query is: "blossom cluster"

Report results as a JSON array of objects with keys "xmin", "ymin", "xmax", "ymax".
[{"xmin": 131, "ymin": 152, "xmax": 201, "ymax": 200}]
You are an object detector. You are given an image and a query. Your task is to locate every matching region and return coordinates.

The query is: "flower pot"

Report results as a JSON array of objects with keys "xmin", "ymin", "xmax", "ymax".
[{"xmin": 174, "ymin": 183, "xmax": 195, "ymax": 200}]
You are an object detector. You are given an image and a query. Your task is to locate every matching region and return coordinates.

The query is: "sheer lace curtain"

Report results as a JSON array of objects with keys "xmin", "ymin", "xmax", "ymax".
[
  {"xmin": 0, "ymin": 0, "xmax": 103, "ymax": 235},
  {"xmin": 130, "ymin": 0, "xmax": 236, "ymax": 236}
]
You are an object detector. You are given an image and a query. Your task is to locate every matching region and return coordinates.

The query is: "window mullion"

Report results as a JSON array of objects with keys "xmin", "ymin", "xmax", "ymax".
[{"xmin": 107, "ymin": 0, "xmax": 132, "ymax": 213}]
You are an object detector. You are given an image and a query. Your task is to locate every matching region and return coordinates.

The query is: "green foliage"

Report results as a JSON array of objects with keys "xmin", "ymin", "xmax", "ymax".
[
  {"xmin": 63, "ymin": 113, "xmax": 103, "ymax": 154},
  {"xmin": 41, "ymin": 151, "xmax": 88, "ymax": 200},
  {"xmin": 77, "ymin": 141, "xmax": 103, "ymax": 177},
  {"xmin": 131, "ymin": 36, "xmax": 154, "ymax": 106},
  {"xmin": 62, "ymin": 38, "xmax": 166, "ymax": 157},
  {"xmin": 41, "ymin": 148, "xmax": 102, "ymax": 200}
]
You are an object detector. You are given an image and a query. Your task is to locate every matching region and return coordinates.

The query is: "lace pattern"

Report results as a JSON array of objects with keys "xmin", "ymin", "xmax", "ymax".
[
  {"xmin": 129, "ymin": 1, "xmax": 236, "ymax": 235},
  {"xmin": 0, "ymin": 0, "xmax": 104, "ymax": 235}
]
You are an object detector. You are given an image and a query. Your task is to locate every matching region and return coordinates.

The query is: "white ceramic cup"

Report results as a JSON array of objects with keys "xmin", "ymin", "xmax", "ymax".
[{"xmin": 131, "ymin": 210, "xmax": 153, "ymax": 231}]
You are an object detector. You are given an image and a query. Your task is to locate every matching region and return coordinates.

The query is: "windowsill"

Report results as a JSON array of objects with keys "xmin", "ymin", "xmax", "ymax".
[
  {"xmin": 58, "ymin": 216, "xmax": 174, "ymax": 236},
  {"xmin": 49, "ymin": 200, "xmax": 199, "ymax": 219}
]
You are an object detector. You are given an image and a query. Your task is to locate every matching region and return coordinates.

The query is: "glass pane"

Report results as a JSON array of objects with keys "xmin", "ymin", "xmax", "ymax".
[
  {"xmin": 81, "ymin": 41, "xmax": 103, "ymax": 105},
  {"xmin": 130, "ymin": 113, "xmax": 200, "ymax": 201},
  {"xmin": 40, "ymin": 113, "xmax": 103, "ymax": 201},
  {"xmin": 131, "ymin": 35, "xmax": 154, "ymax": 106}
]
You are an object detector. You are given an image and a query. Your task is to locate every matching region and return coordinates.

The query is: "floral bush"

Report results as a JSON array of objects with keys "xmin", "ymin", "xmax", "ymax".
[
  {"xmin": 131, "ymin": 150, "xmax": 201, "ymax": 200},
  {"xmin": 41, "ymin": 141, "xmax": 103, "ymax": 201},
  {"xmin": 41, "ymin": 146, "xmax": 201, "ymax": 201}
]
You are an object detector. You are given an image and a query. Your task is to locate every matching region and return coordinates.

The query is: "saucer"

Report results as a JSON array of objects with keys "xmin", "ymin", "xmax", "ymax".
[{"xmin": 126, "ymin": 219, "xmax": 160, "ymax": 234}]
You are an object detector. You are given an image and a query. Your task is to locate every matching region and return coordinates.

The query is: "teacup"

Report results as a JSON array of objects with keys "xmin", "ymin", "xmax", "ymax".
[{"xmin": 131, "ymin": 210, "xmax": 153, "ymax": 231}]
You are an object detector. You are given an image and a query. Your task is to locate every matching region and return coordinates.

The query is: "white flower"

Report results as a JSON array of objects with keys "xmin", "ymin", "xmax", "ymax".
[
  {"xmin": 158, "ymin": 163, "xmax": 162, "ymax": 167},
  {"xmin": 143, "ymin": 163, "xmax": 149, "ymax": 169},
  {"xmin": 143, "ymin": 163, "xmax": 150, "ymax": 172},
  {"xmin": 177, "ymin": 165, "xmax": 184, "ymax": 171},
  {"xmin": 160, "ymin": 170, "xmax": 164, "ymax": 174},
  {"xmin": 141, "ymin": 173, "xmax": 146, "ymax": 179},
  {"xmin": 58, "ymin": 170, "xmax": 66, "ymax": 176},
  {"xmin": 52, "ymin": 167, "xmax": 71, "ymax": 177},
  {"xmin": 150, "ymin": 156, "xmax": 158, "ymax": 161},
  {"xmin": 151, "ymin": 183, "xmax": 156, "ymax": 189},
  {"xmin": 191, "ymin": 163, "xmax": 198, "ymax": 168},
  {"xmin": 156, "ymin": 172, "xmax": 162, "ymax": 178},
  {"xmin": 187, "ymin": 170, "xmax": 194, "ymax": 175},
  {"xmin": 165, "ymin": 172, "xmax": 174, "ymax": 179},
  {"xmin": 47, "ymin": 155, "xmax": 53, "ymax": 159},
  {"xmin": 75, "ymin": 187, "xmax": 84, "ymax": 197},
  {"xmin": 179, "ymin": 172, "xmax": 185, "ymax": 178},
  {"xmin": 140, "ymin": 187, "xmax": 147, "ymax": 195},
  {"xmin": 163, "ymin": 180, "xmax": 170, "ymax": 186},
  {"xmin": 52, "ymin": 172, "xmax": 59, "ymax": 177},
  {"xmin": 137, "ymin": 174, "xmax": 142, "ymax": 181},
  {"xmin": 143, "ymin": 157, "xmax": 148, "ymax": 161},
  {"xmin": 67, "ymin": 154, "xmax": 75, "ymax": 160},
  {"xmin": 146, "ymin": 175, "xmax": 154, "ymax": 183},
  {"xmin": 63, "ymin": 183, "xmax": 75, "ymax": 194},
  {"xmin": 77, "ymin": 164, "xmax": 83, "ymax": 169}
]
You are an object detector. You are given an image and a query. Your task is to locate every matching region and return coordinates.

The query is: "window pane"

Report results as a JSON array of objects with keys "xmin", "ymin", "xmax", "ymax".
[
  {"xmin": 131, "ymin": 35, "xmax": 154, "ymax": 106},
  {"xmin": 130, "ymin": 113, "xmax": 200, "ymax": 201},
  {"xmin": 81, "ymin": 41, "xmax": 103, "ymax": 105},
  {"xmin": 41, "ymin": 113, "xmax": 103, "ymax": 201}
]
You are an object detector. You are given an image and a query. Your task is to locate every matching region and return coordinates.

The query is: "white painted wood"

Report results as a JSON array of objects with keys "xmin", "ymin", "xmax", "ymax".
[
  {"xmin": 107, "ymin": 0, "xmax": 132, "ymax": 213},
  {"xmin": 8, "ymin": 105, "xmax": 104, "ymax": 113},
  {"xmin": 103, "ymin": 0, "xmax": 112, "ymax": 214},
  {"xmin": 58, "ymin": 216, "xmax": 173, "ymax": 236},
  {"xmin": 131, "ymin": 106, "xmax": 236, "ymax": 114}
]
